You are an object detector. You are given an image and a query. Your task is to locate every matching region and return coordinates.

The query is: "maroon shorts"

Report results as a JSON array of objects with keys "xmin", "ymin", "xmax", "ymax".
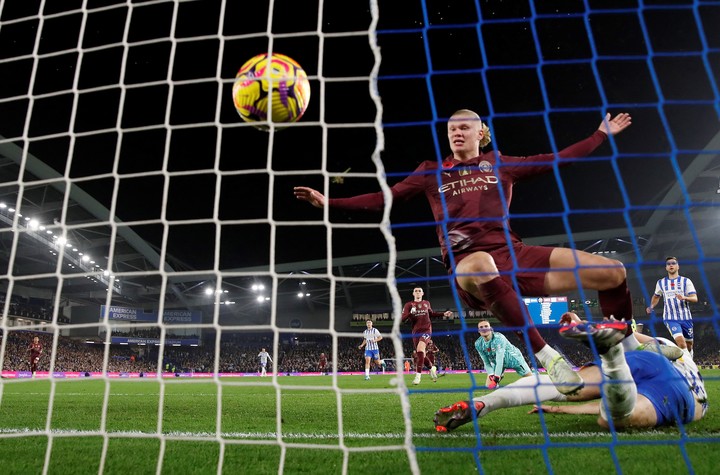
[
  {"xmin": 454, "ymin": 243, "xmax": 553, "ymax": 310},
  {"xmin": 412, "ymin": 334, "xmax": 433, "ymax": 350}
]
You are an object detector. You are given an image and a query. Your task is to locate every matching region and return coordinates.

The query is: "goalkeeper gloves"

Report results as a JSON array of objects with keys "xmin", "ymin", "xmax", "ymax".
[{"xmin": 487, "ymin": 374, "xmax": 501, "ymax": 389}]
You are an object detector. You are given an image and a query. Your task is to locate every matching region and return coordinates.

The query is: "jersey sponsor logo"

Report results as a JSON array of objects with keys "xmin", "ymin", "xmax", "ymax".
[
  {"xmin": 409, "ymin": 302, "xmax": 431, "ymax": 317},
  {"xmin": 659, "ymin": 276, "xmax": 694, "ymax": 321},
  {"xmin": 438, "ymin": 175, "xmax": 498, "ymax": 195}
]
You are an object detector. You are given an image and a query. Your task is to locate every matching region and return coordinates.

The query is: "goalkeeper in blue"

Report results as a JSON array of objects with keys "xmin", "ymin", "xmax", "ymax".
[
  {"xmin": 475, "ymin": 320, "xmax": 533, "ymax": 389},
  {"xmin": 435, "ymin": 313, "xmax": 707, "ymax": 432}
]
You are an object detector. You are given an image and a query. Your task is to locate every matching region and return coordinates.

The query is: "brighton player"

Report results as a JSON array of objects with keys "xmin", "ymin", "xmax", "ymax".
[
  {"xmin": 402, "ymin": 287, "xmax": 453, "ymax": 385},
  {"xmin": 28, "ymin": 336, "xmax": 43, "ymax": 377},
  {"xmin": 358, "ymin": 320, "xmax": 386, "ymax": 380},
  {"xmin": 435, "ymin": 314, "xmax": 704, "ymax": 432},
  {"xmin": 646, "ymin": 256, "xmax": 698, "ymax": 354},
  {"xmin": 258, "ymin": 348, "xmax": 272, "ymax": 377},
  {"xmin": 295, "ymin": 111, "xmax": 633, "ymax": 394},
  {"xmin": 475, "ymin": 320, "xmax": 533, "ymax": 389}
]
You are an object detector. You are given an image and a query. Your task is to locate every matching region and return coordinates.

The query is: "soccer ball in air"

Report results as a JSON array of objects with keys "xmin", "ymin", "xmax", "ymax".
[{"xmin": 232, "ymin": 53, "xmax": 311, "ymax": 130}]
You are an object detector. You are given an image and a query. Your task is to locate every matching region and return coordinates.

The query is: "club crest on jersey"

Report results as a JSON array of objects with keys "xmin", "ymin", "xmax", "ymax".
[{"xmin": 478, "ymin": 160, "xmax": 493, "ymax": 173}]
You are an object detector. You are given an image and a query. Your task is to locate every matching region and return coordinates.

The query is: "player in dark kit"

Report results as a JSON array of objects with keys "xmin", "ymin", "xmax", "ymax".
[
  {"xmin": 318, "ymin": 352, "xmax": 328, "ymax": 375},
  {"xmin": 295, "ymin": 110, "xmax": 632, "ymax": 395},
  {"xmin": 402, "ymin": 287, "xmax": 452, "ymax": 385},
  {"xmin": 28, "ymin": 336, "xmax": 43, "ymax": 376}
]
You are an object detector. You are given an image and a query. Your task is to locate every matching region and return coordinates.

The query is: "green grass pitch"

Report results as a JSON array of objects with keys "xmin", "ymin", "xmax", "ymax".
[{"xmin": 1, "ymin": 371, "xmax": 718, "ymax": 474}]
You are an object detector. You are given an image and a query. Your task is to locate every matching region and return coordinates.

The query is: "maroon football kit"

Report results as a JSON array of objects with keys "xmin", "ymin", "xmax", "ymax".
[{"xmin": 329, "ymin": 130, "xmax": 608, "ymax": 309}]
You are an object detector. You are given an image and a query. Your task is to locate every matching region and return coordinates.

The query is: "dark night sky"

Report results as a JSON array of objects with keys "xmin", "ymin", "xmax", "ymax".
[{"xmin": 0, "ymin": 0, "xmax": 719, "ymax": 271}]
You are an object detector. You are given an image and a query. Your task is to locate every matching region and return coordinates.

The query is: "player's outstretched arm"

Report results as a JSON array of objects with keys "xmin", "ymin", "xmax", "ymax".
[
  {"xmin": 294, "ymin": 186, "xmax": 326, "ymax": 208},
  {"xmin": 598, "ymin": 113, "xmax": 632, "ymax": 136},
  {"xmin": 530, "ymin": 402, "xmax": 600, "ymax": 415}
]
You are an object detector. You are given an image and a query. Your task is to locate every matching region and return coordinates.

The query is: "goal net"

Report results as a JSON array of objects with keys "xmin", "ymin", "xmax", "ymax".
[{"xmin": 1, "ymin": 0, "xmax": 719, "ymax": 473}]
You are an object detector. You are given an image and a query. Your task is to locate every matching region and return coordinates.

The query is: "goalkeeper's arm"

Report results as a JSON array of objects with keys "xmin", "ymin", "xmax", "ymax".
[{"xmin": 478, "ymin": 351, "xmax": 494, "ymax": 375}]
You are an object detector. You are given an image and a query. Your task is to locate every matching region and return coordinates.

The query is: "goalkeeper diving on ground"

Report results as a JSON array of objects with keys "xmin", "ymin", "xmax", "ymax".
[{"xmin": 434, "ymin": 312, "xmax": 708, "ymax": 432}]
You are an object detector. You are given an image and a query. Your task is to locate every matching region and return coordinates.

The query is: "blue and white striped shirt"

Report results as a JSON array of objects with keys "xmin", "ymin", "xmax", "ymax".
[
  {"xmin": 363, "ymin": 328, "xmax": 381, "ymax": 351},
  {"xmin": 258, "ymin": 351, "xmax": 272, "ymax": 364},
  {"xmin": 656, "ymin": 337, "xmax": 708, "ymax": 412},
  {"xmin": 654, "ymin": 276, "xmax": 696, "ymax": 321}
]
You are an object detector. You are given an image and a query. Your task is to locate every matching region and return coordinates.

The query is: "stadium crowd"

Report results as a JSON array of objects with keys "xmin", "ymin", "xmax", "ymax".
[{"xmin": 2, "ymin": 322, "xmax": 719, "ymax": 375}]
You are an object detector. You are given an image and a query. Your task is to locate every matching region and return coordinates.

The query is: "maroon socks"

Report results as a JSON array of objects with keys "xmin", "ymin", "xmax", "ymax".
[{"xmin": 479, "ymin": 277, "xmax": 547, "ymax": 353}]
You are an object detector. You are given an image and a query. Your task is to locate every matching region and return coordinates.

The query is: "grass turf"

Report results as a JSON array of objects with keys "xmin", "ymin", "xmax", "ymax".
[{"xmin": 0, "ymin": 370, "xmax": 718, "ymax": 474}]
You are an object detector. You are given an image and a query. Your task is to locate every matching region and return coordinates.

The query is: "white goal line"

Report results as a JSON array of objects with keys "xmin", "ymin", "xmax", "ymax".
[{"xmin": 1, "ymin": 427, "xmax": 708, "ymax": 441}]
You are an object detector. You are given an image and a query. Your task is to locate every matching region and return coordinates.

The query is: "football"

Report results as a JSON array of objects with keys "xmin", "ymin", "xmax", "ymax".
[{"xmin": 232, "ymin": 53, "xmax": 311, "ymax": 130}]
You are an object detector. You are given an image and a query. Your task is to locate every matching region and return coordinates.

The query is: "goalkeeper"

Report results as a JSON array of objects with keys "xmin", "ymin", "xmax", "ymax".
[{"xmin": 475, "ymin": 320, "xmax": 533, "ymax": 389}]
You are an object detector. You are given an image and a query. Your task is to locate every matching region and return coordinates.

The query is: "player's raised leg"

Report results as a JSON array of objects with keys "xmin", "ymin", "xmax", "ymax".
[
  {"xmin": 546, "ymin": 248, "xmax": 633, "ymax": 322},
  {"xmin": 545, "ymin": 248, "xmax": 635, "ymax": 391},
  {"xmin": 456, "ymin": 251, "xmax": 583, "ymax": 395},
  {"xmin": 560, "ymin": 321, "xmax": 639, "ymax": 425}
]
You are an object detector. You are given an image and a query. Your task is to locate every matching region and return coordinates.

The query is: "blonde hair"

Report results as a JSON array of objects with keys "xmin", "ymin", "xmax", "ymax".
[
  {"xmin": 479, "ymin": 123, "xmax": 492, "ymax": 148},
  {"xmin": 450, "ymin": 109, "xmax": 492, "ymax": 148}
]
